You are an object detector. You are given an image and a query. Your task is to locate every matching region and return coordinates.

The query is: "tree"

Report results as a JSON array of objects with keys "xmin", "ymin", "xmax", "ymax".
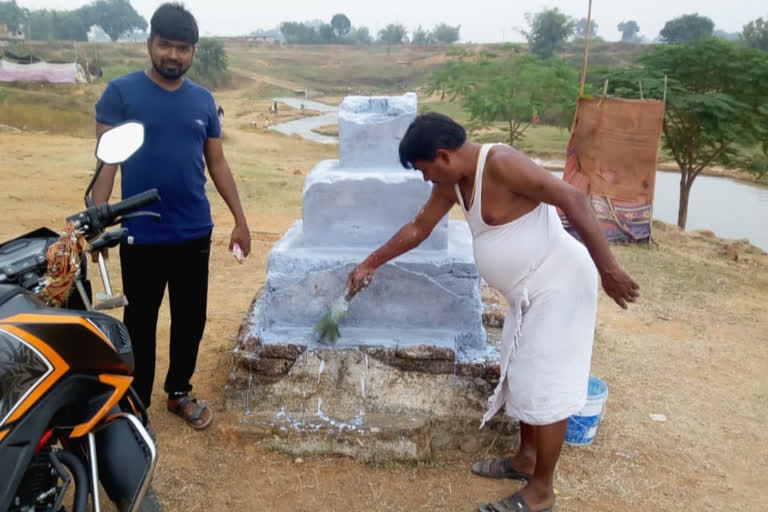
[
  {"xmin": 52, "ymin": 9, "xmax": 90, "ymax": 40},
  {"xmin": 603, "ymin": 39, "xmax": 768, "ymax": 228},
  {"xmin": 522, "ymin": 8, "xmax": 574, "ymax": 59},
  {"xmin": 330, "ymin": 13, "xmax": 351, "ymax": 37},
  {"xmin": 188, "ymin": 37, "xmax": 229, "ymax": 89},
  {"xmin": 742, "ymin": 17, "xmax": 768, "ymax": 51},
  {"xmin": 27, "ymin": 10, "xmax": 55, "ymax": 40},
  {"xmin": 378, "ymin": 23, "xmax": 407, "ymax": 54},
  {"xmin": 348, "ymin": 26, "xmax": 372, "ymax": 45},
  {"xmin": 23, "ymin": 8, "xmax": 89, "ymax": 40},
  {"xmin": 317, "ymin": 23, "xmax": 335, "ymax": 43},
  {"xmin": 743, "ymin": 142, "xmax": 768, "ymax": 181},
  {"xmin": 411, "ymin": 25, "xmax": 433, "ymax": 45},
  {"xmin": 0, "ymin": 1, "xmax": 29, "ymax": 32},
  {"xmin": 659, "ymin": 13, "xmax": 714, "ymax": 44},
  {"xmin": 617, "ymin": 20, "xmax": 640, "ymax": 42},
  {"xmin": 426, "ymin": 60, "xmax": 477, "ymax": 101},
  {"xmin": 713, "ymin": 29, "xmax": 740, "ymax": 41},
  {"xmin": 378, "ymin": 24, "xmax": 407, "ymax": 45},
  {"xmin": 433, "ymin": 23, "xmax": 460, "ymax": 44},
  {"xmin": 279, "ymin": 20, "xmax": 375, "ymax": 45},
  {"xmin": 19, "ymin": 0, "xmax": 144, "ymax": 41},
  {"xmin": 84, "ymin": 0, "xmax": 146, "ymax": 41},
  {"xmin": 427, "ymin": 55, "xmax": 580, "ymax": 144},
  {"xmin": 280, "ymin": 21, "xmax": 318, "ymax": 44},
  {"xmin": 575, "ymin": 17, "xmax": 598, "ymax": 39}
]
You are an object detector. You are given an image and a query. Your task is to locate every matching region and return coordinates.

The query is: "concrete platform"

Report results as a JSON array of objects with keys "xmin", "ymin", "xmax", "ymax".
[{"xmin": 228, "ymin": 302, "xmax": 512, "ymax": 461}]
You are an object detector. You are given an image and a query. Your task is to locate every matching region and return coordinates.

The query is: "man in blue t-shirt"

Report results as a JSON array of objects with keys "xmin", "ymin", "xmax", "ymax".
[{"xmin": 93, "ymin": 3, "xmax": 251, "ymax": 430}]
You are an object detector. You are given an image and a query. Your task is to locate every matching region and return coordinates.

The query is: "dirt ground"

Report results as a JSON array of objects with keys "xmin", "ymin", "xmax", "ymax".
[{"xmin": 2, "ymin": 98, "xmax": 767, "ymax": 511}]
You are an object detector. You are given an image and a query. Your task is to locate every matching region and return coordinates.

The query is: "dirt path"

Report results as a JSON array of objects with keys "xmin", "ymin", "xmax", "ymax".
[
  {"xmin": 1, "ymin": 128, "xmax": 766, "ymax": 511},
  {"xmin": 229, "ymin": 66, "xmax": 307, "ymax": 93}
]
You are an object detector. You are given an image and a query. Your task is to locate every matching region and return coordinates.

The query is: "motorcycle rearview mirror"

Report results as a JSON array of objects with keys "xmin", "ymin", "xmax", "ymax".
[
  {"xmin": 85, "ymin": 121, "xmax": 145, "ymax": 207},
  {"xmin": 96, "ymin": 121, "xmax": 145, "ymax": 165}
]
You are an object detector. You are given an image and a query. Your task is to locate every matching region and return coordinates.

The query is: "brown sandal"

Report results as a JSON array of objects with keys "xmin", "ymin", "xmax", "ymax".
[{"xmin": 167, "ymin": 394, "xmax": 213, "ymax": 430}]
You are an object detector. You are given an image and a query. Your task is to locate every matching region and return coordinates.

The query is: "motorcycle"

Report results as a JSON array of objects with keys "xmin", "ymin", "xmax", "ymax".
[{"xmin": 0, "ymin": 121, "xmax": 163, "ymax": 512}]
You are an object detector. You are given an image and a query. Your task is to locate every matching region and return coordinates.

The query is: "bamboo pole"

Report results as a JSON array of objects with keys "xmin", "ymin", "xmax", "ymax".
[{"xmin": 579, "ymin": 0, "xmax": 593, "ymax": 96}]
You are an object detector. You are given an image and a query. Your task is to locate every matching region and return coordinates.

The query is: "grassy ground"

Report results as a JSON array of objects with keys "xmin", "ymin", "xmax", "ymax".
[
  {"xmin": 0, "ymin": 82, "xmax": 99, "ymax": 136},
  {"xmin": 226, "ymin": 42, "xmax": 456, "ymax": 96}
]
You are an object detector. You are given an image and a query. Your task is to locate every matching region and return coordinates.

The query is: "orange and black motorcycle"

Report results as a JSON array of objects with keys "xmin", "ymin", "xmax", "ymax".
[{"xmin": 0, "ymin": 122, "xmax": 162, "ymax": 512}]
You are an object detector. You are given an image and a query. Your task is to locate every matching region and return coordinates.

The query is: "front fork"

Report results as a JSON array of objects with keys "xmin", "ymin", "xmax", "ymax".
[{"xmin": 86, "ymin": 432, "xmax": 102, "ymax": 512}]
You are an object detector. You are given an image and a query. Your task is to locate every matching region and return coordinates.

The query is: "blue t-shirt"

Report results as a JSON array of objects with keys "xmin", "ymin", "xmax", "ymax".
[{"xmin": 95, "ymin": 71, "xmax": 221, "ymax": 245}]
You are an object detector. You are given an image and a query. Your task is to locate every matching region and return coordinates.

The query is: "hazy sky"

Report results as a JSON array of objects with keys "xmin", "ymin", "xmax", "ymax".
[{"xmin": 18, "ymin": 0, "xmax": 766, "ymax": 42}]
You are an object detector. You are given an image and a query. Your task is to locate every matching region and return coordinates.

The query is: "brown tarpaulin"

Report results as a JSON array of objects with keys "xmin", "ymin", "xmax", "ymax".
[{"xmin": 560, "ymin": 97, "xmax": 665, "ymax": 242}]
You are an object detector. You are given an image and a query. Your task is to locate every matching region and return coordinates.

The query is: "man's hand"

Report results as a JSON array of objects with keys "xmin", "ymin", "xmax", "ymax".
[
  {"xmin": 600, "ymin": 265, "xmax": 639, "ymax": 309},
  {"xmin": 345, "ymin": 263, "xmax": 376, "ymax": 300},
  {"xmin": 230, "ymin": 223, "xmax": 251, "ymax": 257}
]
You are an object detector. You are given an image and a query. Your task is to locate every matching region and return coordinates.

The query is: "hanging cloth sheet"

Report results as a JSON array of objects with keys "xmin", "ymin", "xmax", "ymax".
[{"xmin": 559, "ymin": 97, "xmax": 665, "ymax": 243}]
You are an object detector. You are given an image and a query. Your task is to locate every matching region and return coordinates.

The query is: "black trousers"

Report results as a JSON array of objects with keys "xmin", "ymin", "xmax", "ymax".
[{"xmin": 119, "ymin": 233, "xmax": 211, "ymax": 408}]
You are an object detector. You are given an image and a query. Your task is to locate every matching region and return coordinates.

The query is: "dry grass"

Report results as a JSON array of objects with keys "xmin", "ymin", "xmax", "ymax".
[{"xmin": 0, "ymin": 103, "xmax": 93, "ymax": 137}]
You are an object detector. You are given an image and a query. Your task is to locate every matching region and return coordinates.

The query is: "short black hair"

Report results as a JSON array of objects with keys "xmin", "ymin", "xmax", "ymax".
[
  {"xmin": 399, "ymin": 112, "xmax": 467, "ymax": 169},
  {"xmin": 150, "ymin": 3, "xmax": 199, "ymax": 44}
]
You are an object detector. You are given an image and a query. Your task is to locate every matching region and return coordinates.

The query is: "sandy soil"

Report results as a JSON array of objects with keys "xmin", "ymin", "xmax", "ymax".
[{"xmin": 1, "ymin": 109, "xmax": 766, "ymax": 511}]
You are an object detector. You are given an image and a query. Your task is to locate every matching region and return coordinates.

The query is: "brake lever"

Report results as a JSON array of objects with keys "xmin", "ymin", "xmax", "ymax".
[{"xmin": 115, "ymin": 211, "xmax": 162, "ymax": 222}]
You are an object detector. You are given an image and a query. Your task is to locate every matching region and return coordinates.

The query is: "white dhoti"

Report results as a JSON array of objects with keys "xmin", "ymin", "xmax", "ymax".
[{"xmin": 455, "ymin": 144, "xmax": 599, "ymax": 427}]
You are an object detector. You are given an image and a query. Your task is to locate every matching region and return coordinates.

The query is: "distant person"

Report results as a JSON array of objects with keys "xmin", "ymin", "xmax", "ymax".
[
  {"xmin": 346, "ymin": 113, "xmax": 638, "ymax": 512},
  {"xmin": 217, "ymin": 105, "xmax": 224, "ymax": 127},
  {"xmin": 92, "ymin": 2, "xmax": 251, "ymax": 430}
]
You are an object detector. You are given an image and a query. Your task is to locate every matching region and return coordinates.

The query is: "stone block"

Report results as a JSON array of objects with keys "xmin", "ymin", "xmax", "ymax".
[
  {"xmin": 252, "ymin": 221, "xmax": 486, "ymax": 352},
  {"xmin": 338, "ymin": 93, "xmax": 417, "ymax": 169},
  {"xmin": 302, "ymin": 160, "xmax": 448, "ymax": 250}
]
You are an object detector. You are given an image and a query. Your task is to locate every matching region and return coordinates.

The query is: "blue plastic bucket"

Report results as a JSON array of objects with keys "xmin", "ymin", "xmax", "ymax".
[{"xmin": 565, "ymin": 375, "xmax": 608, "ymax": 446}]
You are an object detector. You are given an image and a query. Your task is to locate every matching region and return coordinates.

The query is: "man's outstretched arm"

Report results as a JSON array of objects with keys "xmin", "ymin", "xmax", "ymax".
[{"xmin": 346, "ymin": 185, "xmax": 455, "ymax": 297}]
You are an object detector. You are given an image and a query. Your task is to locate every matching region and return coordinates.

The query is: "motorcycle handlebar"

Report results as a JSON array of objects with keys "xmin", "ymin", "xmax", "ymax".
[
  {"xmin": 67, "ymin": 189, "xmax": 161, "ymax": 236},
  {"xmin": 102, "ymin": 189, "xmax": 161, "ymax": 224}
]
